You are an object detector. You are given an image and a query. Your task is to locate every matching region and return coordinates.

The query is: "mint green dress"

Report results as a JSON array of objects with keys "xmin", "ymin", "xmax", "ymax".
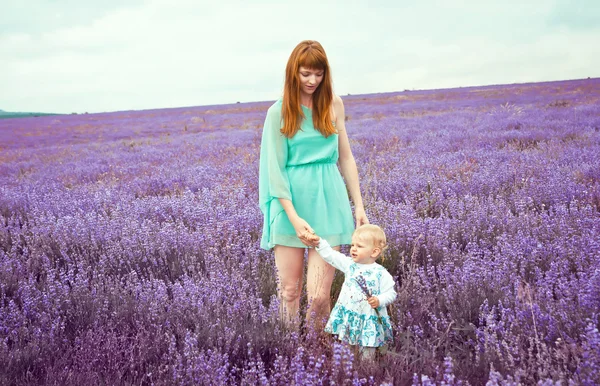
[{"xmin": 259, "ymin": 99, "xmax": 355, "ymax": 249}]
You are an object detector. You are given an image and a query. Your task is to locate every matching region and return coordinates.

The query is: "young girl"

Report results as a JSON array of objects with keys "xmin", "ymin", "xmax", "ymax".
[{"xmin": 305, "ymin": 224, "xmax": 396, "ymax": 359}]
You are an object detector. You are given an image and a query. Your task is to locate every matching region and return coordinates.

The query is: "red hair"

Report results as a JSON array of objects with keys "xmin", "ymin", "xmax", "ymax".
[{"xmin": 281, "ymin": 40, "xmax": 336, "ymax": 138}]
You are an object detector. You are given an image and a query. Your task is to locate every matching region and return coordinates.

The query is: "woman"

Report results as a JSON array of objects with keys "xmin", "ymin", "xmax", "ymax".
[{"xmin": 259, "ymin": 40, "xmax": 368, "ymax": 328}]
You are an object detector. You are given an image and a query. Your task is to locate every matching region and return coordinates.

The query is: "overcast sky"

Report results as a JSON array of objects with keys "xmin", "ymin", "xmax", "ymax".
[{"xmin": 1, "ymin": 0, "xmax": 599, "ymax": 114}]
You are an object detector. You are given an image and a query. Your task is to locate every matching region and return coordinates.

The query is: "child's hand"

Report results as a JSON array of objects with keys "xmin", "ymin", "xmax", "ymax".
[
  {"xmin": 367, "ymin": 296, "xmax": 380, "ymax": 309},
  {"xmin": 302, "ymin": 230, "xmax": 320, "ymax": 246}
]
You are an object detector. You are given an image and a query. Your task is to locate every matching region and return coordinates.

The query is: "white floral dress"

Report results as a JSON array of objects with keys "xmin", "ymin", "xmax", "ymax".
[{"xmin": 316, "ymin": 239, "xmax": 397, "ymax": 347}]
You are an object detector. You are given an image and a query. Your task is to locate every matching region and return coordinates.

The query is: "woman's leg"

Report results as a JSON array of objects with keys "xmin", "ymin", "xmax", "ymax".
[
  {"xmin": 274, "ymin": 245, "xmax": 305, "ymax": 327},
  {"xmin": 305, "ymin": 246, "xmax": 338, "ymax": 328}
]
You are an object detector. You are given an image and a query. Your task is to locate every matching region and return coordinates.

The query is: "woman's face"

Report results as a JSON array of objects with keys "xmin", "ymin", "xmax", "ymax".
[{"xmin": 298, "ymin": 66, "xmax": 324, "ymax": 97}]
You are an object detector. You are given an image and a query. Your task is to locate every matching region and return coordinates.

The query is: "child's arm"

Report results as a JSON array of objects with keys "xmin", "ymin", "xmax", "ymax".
[
  {"xmin": 368, "ymin": 271, "xmax": 397, "ymax": 309},
  {"xmin": 308, "ymin": 233, "xmax": 352, "ymax": 273}
]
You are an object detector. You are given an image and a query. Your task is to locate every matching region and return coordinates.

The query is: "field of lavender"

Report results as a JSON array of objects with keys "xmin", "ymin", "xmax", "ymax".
[{"xmin": 1, "ymin": 78, "xmax": 599, "ymax": 385}]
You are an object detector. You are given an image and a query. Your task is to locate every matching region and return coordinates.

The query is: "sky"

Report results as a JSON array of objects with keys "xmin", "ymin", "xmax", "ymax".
[{"xmin": 1, "ymin": 0, "xmax": 599, "ymax": 114}]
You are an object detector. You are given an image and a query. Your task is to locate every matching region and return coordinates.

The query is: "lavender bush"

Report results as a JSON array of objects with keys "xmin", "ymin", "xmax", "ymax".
[{"xmin": 1, "ymin": 78, "xmax": 599, "ymax": 385}]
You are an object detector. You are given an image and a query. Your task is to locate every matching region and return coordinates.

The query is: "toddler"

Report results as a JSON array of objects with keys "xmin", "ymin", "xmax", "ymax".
[{"xmin": 305, "ymin": 224, "xmax": 396, "ymax": 359}]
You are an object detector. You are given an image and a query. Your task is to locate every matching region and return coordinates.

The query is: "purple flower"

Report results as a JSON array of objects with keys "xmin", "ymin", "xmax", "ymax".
[{"xmin": 355, "ymin": 275, "xmax": 383, "ymax": 325}]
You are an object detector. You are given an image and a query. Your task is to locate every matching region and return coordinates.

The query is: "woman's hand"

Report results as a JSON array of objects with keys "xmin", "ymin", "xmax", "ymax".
[
  {"xmin": 290, "ymin": 216, "xmax": 319, "ymax": 247},
  {"xmin": 355, "ymin": 206, "xmax": 369, "ymax": 228},
  {"xmin": 367, "ymin": 296, "xmax": 380, "ymax": 309},
  {"xmin": 302, "ymin": 230, "xmax": 320, "ymax": 246}
]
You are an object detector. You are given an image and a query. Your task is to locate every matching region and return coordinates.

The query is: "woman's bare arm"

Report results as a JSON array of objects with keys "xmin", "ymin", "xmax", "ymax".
[{"xmin": 333, "ymin": 94, "xmax": 368, "ymax": 227}]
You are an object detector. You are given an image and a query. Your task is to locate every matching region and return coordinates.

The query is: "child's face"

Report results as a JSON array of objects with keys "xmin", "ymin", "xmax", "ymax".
[{"xmin": 350, "ymin": 234, "xmax": 379, "ymax": 264}]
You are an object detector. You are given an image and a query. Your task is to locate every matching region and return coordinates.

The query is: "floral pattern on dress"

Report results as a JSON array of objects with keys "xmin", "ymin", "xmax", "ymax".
[
  {"xmin": 316, "ymin": 238, "xmax": 397, "ymax": 348},
  {"xmin": 324, "ymin": 262, "xmax": 395, "ymax": 347},
  {"xmin": 326, "ymin": 303, "xmax": 393, "ymax": 347}
]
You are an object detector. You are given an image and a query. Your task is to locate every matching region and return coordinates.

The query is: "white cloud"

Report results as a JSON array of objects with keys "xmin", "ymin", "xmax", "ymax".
[{"xmin": 1, "ymin": 0, "xmax": 599, "ymax": 113}]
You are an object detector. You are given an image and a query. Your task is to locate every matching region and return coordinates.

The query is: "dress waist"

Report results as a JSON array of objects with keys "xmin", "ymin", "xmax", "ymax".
[{"xmin": 287, "ymin": 160, "xmax": 337, "ymax": 168}]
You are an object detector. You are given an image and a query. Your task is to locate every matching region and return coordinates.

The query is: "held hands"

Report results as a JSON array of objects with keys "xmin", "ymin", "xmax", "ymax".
[
  {"xmin": 367, "ymin": 296, "xmax": 380, "ymax": 309},
  {"xmin": 291, "ymin": 216, "xmax": 320, "ymax": 247},
  {"xmin": 302, "ymin": 230, "xmax": 320, "ymax": 246}
]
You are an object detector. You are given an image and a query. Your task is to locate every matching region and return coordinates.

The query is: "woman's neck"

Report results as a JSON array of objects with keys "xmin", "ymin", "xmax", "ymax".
[{"xmin": 300, "ymin": 96, "xmax": 313, "ymax": 109}]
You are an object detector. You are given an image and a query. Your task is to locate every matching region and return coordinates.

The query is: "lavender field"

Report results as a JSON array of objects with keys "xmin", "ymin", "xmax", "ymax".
[{"xmin": 1, "ymin": 78, "xmax": 599, "ymax": 385}]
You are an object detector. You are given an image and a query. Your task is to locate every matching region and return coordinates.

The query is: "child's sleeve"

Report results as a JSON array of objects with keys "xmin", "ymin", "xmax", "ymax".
[
  {"xmin": 377, "ymin": 271, "xmax": 397, "ymax": 307},
  {"xmin": 316, "ymin": 239, "xmax": 352, "ymax": 273}
]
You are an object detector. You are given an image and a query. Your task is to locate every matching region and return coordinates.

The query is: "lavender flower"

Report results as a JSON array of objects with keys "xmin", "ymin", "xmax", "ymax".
[
  {"xmin": 355, "ymin": 275, "xmax": 383, "ymax": 325},
  {"xmin": 1, "ymin": 78, "xmax": 599, "ymax": 383}
]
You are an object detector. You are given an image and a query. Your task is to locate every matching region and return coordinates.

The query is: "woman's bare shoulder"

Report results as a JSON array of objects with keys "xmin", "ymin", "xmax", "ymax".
[
  {"xmin": 332, "ymin": 94, "xmax": 344, "ymax": 109},
  {"xmin": 331, "ymin": 94, "xmax": 344, "ymax": 117}
]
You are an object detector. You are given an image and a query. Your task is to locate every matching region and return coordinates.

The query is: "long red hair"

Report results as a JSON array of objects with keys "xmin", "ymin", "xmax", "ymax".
[{"xmin": 281, "ymin": 40, "xmax": 336, "ymax": 138}]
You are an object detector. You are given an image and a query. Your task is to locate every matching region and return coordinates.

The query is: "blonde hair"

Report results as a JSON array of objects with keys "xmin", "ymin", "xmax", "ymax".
[{"xmin": 353, "ymin": 224, "xmax": 388, "ymax": 260}]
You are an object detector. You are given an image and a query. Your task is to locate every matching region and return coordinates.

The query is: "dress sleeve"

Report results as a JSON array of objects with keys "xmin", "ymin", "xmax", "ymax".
[
  {"xmin": 377, "ymin": 270, "xmax": 397, "ymax": 307},
  {"xmin": 259, "ymin": 104, "xmax": 292, "ymax": 249},
  {"xmin": 259, "ymin": 104, "xmax": 292, "ymax": 207},
  {"xmin": 316, "ymin": 238, "xmax": 352, "ymax": 274}
]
